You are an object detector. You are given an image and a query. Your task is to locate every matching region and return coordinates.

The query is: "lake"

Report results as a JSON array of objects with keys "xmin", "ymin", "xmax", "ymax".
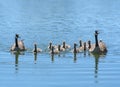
[{"xmin": 0, "ymin": 0, "xmax": 120, "ymax": 87}]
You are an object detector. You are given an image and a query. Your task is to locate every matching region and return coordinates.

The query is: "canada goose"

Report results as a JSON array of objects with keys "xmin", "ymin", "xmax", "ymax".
[
  {"xmin": 79, "ymin": 42, "xmax": 86, "ymax": 52},
  {"xmin": 72, "ymin": 43, "xmax": 80, "ymax": 53},
  {"xmin": 48, "ymin": 42, "xmax": 52, "ymax": 50},
  {"xmin": 58, "ymin": 45, "xmax": 65, "ymax": 51},
  {"xmin": 89, "ymin": 31, "xmax": 107, "ymax": 54},
  {"xmin": 62, "ymin": 41, "xmax": 70, "ymax": 49},
  {"xmin": 50, "ymin": 46, "xmax": 60, "ymax": 54},
  {"xmin": 86, "ymin": 40, "xmax": 91, "ymax": 50},
  {"xmin": 33, "ymin": 43, "xmax": 42, "ymax": 53},
  {"xmin": 10, "ymin": 34, "xmax": 26, "ymax": 51},
  {"xmin": 48, "ymin": 42, "xmax": 58, "ymax": 50}
]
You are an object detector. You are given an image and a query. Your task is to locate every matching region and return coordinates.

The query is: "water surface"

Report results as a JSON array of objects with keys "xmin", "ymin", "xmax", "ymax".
[{"xmin": 0, "ymin": 0, "xmax": 120, "ymax": 87}]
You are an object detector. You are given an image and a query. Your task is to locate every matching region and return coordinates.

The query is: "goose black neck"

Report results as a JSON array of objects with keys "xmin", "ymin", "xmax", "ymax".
[
  {"xmin": 95, "ymin": 34, "xmax": 99, "ymax": 47},
  {"xmin": 79, "ymin": 40, "xmax": 82, "ymax": 47},
  {"xmin": 84, "ymin": 42, "xmax": 86, "ymax": 51},
  {"xmin": 15, "ymin": 37, "xmax": 18, "ymax": 48},
  {"xmin": 88, "ymin": 41, "xmax": 91, "ymax": 49},
  {"xmin": 51, "ymin": 46, "xmax": 54, "ymax": 54},
  {"xmin": 58, "ymin": 45, "xmax": 61, "ymax": 51},
  {"xmin": 63, "ymin": 42, "xmax": 65, "ymax": 48},
  {"xmin": 34, "ymin": 44, "xmax": 37, "ymax": 52},
  {"xmin": 49, "ymin": 43, "xmax": 52, "ymax": 49},
  {"xmin": 74, "ymin": 44, "xmax": 76, "ymax": 53}
]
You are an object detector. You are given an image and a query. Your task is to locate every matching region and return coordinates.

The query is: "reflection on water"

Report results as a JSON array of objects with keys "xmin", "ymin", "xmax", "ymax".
[
  {"xmin": 15, "ymin": 52, "xmax": 19, "ymax": 71},
  {"xmin": 11, "ymin": 51, "xmax": 25, "ymax": 72},
  {"xmin": 33, "ymin": 53, "xmax": 37, "ymax": 64},
  {"xmin": 84, "ymin": 51, "xmax": 87, "ymax": 57},
  {"xmin": 51, "ymin": 54, "xmax": 54, "ymax": 63},
  {"xmin": 93, "ymin": 54, "xmax": 100, "ymax": 80},
  {"xmin": 94, "ymin": 57, "xmax": 99, "ymax": 79},
  {"xmin": 91, "ymin": 53, "xmax": 107, "ymax": 83},
  {"xmin": 73, "ymin": 53, "xmax": 77, "ymax": 63}
]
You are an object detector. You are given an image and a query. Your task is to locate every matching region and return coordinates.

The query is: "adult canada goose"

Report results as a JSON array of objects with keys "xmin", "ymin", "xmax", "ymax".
[
  {"xmin": 62, "ymin": 41, "xmax": 70, "ymax": 49},
  {"xmin": 33, "ymin": 43, "xmax": 42, "ymax": 53},
  {"xmin": 10, "ymin": 34, "xmax": 26, "ymax": 51},
  {"xmin": 89, "ymin": 31, "xmax": 107, "ymax": 54}
]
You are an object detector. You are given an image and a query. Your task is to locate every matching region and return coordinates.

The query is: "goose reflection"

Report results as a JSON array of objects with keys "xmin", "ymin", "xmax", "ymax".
[
  {"xmin": 84, "ymin": 51, "xmax": 86, "ymax": 57},
  {"xmin": 91, "ymin": 53, "xmax": 106, "ymax": 83},
  {"xmin": 73, "ymin": 53, "xmax": 77, "ymax": 63},
  {"xmin": 33, "ymin": 52, "xmax": 38, "ymax": 64},
  {"xmin": 11, "ymin": 51, "xmax": 24, "ymax": 73},
  {"xmin": 51, "ymin": 54, "xmax": 54, "ymax": 63},
  {"xmin": 14, "ymin": 51, "xmax": 20, "ymax": 72},
  {"xmin": 93, "ymin": 54, "xmax": 100, "ymax": 79}
]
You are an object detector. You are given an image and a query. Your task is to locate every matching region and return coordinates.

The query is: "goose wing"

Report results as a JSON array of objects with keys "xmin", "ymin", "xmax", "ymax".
[{"xmin": 18, "ymin": 40, "xmax": 25, "ymax": 51}]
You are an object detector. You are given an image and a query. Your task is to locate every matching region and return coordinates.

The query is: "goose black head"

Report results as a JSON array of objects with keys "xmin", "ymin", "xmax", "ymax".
[
  {"xmin": 74, "ymin": 43, "xmax": 77, "ymax": 47},
  {"xmin": 95, "ymin": 30, "xmax": 99, "ymax": 35},
  {"xmin": 16, "ymin": 34, "xmax": 20, "ymax": 38}
]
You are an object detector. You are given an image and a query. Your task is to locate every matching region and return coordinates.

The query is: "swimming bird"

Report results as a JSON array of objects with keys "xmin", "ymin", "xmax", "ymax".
[
  {"xmin": 79, "ymin": 42, "xmax": 86, "ymax": 52},
  {"xmin": 33, "ymin": 43, "xmax": 42, "ymax": 53},
  {"xmin": 50, "ymin": 46, "xmax": 60, "ymax": 54},
  {"xmin": 48, "ymin": 42, "xmax": 52, "ymax": 50},
  {"xmin": 86, "ymin": 40, "xmax": 91, "ymax": 50},
  {"xmin": 10, "ymin": 34, "xmax": 26, "ymax": 51},
  {"xmin": 62, "ymin": 41, "xmax": 70, "ymax": 49},
  {"xmin": 48, "ymin": 42, "xmax": 58, "ymax": 50},
  {"xmin": 58, "ymin": 45, "xmax": 65, "ymax": 51},
  {"xmin": 72, "ymin": 43, "xmax": 80, "ymax": 53},
  {"xmin": 89, "ymin": 31, "xmax": 107, "ymax": 54}
]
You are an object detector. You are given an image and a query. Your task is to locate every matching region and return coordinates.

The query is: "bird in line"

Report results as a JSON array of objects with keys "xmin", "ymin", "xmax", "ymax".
[
  {"xmin": 10, "ymin": 34, "xmax": 26, "ymax": 52},
  {"xmin": 88, "ymin": 30, "xmax": 107, "ymax": 54}
]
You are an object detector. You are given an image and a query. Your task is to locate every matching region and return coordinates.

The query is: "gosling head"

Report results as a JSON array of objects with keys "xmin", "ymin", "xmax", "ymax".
[
  {"xmin": 88, "ymin": 40, "xmax": 91, "ymax": 49},
  {"xmin": 79, "ymin": 40, "xmax": 82, "ymax": 47},
  {"xmin": 74, "ymin": 43, "xmax": 77, "ymax": 47},
  {"xmin": 63, "ymin": 41, "xmax": 65, "ymax": 48},
  {"xmin": 48, "ymin": 42, "xmax": 52, "ymax": 50}
]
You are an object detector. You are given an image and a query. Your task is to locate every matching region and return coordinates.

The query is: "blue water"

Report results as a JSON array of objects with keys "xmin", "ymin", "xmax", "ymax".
[{"xmin": 0, "ymin": 0, "xmax": 120, "ymax": 87}]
